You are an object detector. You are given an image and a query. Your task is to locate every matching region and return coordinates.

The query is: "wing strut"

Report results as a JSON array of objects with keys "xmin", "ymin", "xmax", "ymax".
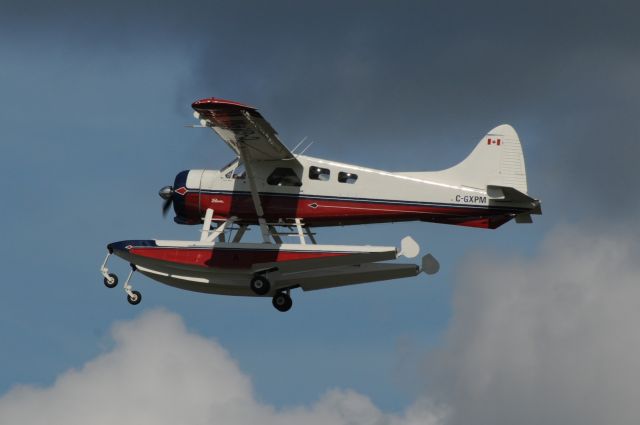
[{"xmin": 237, "ymin": 142, "xmax": 271, "ymax": 243}]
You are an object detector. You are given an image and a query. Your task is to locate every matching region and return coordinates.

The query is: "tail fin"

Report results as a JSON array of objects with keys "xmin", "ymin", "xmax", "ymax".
[{"xmin": 418, "ymin": 124, "xmax": 528, "ymax": 193}]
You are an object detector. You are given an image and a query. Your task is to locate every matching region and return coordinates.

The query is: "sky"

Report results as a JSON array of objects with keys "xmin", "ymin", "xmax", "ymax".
[{"xmin": 1, "ymin": 1, "xmax": 639, "ymax": 424}]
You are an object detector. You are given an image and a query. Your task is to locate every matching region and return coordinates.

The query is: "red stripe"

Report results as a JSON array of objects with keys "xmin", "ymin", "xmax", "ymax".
[
  {"xmin": 174, "ymin": 192, "xmax": 515, "ymax": 229},
  {"xmin": 129, "ymin": 247, "xmax": 347, "ymax": 269},
  {"xmin": 192, "ymin": 97, "xmax": 256, "ymax": 110},
  {"xmin": 196, "ymin": 193, "xmax": 500, "ymax": 220}
]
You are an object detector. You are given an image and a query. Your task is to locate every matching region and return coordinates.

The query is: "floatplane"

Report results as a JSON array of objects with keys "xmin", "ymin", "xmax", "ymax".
[{"xmin": 100, "ymin": 98, "xmax": 541, "ymax": 311}]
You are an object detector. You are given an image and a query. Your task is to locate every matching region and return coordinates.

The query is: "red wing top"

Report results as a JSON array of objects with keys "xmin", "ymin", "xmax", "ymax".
[{"xmin": 192, "ymin": 97, "xmax": 296, "ymax": 162}]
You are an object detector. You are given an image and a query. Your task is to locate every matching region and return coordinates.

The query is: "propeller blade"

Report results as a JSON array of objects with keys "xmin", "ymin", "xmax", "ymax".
[
  {"xmin": 162, "ymin": 198, "xmax": 173, "ymax": 217},
  {"xmin": 159, "ymin": 185, "xmax": 174, "ymax": 218}
]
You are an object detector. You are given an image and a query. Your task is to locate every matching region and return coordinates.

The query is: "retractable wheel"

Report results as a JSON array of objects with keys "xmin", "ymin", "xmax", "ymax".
[
  {"xmin": 127, "ymin": 290, "xmax": 142, "ymax": 305},
  {"xmin": 272, "ymin": 292, "xmax": 292, "ymax": 312},
  {"xmin": 250, "ymin": 275, "xmax": 271, "ymax": 295},
  {"xmin": 103, "ymin": 273, "xmax": 118, "ymax": 289}
]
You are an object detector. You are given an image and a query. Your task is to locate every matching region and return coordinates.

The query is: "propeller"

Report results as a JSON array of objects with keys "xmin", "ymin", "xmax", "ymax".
[{"xmin": 159, "ymin": 185, "xmax": 174, "ymax": 217}]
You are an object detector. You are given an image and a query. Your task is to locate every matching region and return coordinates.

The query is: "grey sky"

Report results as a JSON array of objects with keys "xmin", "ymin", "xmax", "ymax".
[{"xmin": 5, "ymin": 0, "xmax": 639, "ymax": 217}]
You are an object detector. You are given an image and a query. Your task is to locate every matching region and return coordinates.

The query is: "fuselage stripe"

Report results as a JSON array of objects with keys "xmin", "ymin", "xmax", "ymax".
[{"xmin": 191, "ymin": 189, "xmax": 521, "ymax": 211}]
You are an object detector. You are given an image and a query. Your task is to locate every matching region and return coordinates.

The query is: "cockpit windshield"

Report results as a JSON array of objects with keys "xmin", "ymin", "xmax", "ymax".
[
  {"xmin": 220, "ymin": 157, "xmax": 239, "ymax": 173},
  {"xmin": 221, "ymin": 158, "xmax": 246, "ymax": 179}
]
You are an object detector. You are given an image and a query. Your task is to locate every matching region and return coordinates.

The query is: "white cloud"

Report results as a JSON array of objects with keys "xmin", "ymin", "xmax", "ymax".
[
  {"xmin": 426, "ymin": 224, "xmax": 640, "ymax": 425},
  {"xmin": 0, "ymin": 309, "xmax": 446, "ymax": 425},
  {"xmin": 3, "ymin": 224, "xmax": 638, "ymax": 425}
]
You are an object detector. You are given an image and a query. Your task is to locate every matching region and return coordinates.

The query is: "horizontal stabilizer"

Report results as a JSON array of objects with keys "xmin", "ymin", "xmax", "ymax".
[
  {"xmin": 515, "ymin": 213, "xmax": 533, "ymax": 223},
  {"xmin": 487, "ymin": 185, "xmax": 542, "ymax": 215}
]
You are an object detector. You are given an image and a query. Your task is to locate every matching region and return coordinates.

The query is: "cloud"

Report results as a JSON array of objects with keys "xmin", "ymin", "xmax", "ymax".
[
  {"xmin": 425, "ymin": 223, "xmax": 640, "ymax": 425},
  {"xmin": 0, "ymin": 309, "xmax": 446, "ymax": 425},
  {"xmin": 1, "ymin": 224, "xmax": 638, "ymax": 425}
]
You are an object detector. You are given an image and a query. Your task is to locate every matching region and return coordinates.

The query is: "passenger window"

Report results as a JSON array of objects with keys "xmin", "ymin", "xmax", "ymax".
[
  {"xmin": 309, "ymin": 166, "xmax": 330, "ymax": 181},
  {"xmin": 267, "ymin": 168, "xmax": 302, "ymax": 186},
  {"xmin": 338, "ymin": 171, "xmax": 358, "ymax": 184}
]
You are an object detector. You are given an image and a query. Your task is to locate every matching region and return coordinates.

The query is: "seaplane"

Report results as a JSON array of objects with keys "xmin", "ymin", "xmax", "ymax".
[{"xmin": 100, "ymin": 97, "xmax": 541, "ymax": 312}]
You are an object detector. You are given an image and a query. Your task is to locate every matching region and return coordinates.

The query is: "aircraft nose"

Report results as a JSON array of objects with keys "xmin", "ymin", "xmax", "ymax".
[
  {"xmin": 157, "ymin": 170, "xmax": 191, "ymax": 219},
  {"xmin": 171, "ymin": 170, "xmax": 190, "ymax": 222}
]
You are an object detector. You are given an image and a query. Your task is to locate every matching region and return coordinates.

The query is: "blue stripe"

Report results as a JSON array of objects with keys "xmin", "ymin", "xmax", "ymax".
[{"xmin": 107, "ymin": 239, "xmax": 158, "ymax": 252}]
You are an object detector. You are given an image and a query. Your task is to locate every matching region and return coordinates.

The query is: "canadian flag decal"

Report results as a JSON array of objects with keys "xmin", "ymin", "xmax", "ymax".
[{"xmin": 487, "ymin": 138, "xmax": 501, "ymax": 146}]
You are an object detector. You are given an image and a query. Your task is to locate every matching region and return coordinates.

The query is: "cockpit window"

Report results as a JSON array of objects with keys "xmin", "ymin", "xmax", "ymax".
[
  {"xmin": 338, "ymin": 171, "xmax": 358, "ymax": 184},
  {"xmin": 230, "ymin": 163, "xmax": 246, "ymax": 179},
  {"xmin": 309, "ymin": 166, "xmax": 330, "ymax": 181},
  {"xmin": 221, "ymin": 157, "xmax": 239, "ymax": 172},
  {"xmin": 267, "ymin": 167, "xmax": 302, "ymax": 186}
]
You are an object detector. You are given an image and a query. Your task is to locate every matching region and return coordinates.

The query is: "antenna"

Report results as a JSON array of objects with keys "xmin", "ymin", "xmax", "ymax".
[
  {"xmin": 299, "ymin": 140, "xmax": 315, "ymax": 155},
  {"xmin": 291, "ymin": 136, "xmax": 308, "ymax": 154}
]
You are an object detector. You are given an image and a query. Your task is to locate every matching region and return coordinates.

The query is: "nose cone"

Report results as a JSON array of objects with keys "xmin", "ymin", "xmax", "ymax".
[{"xmin": 159, "ymin": 185, "xmax": 173, "ymax": 200}]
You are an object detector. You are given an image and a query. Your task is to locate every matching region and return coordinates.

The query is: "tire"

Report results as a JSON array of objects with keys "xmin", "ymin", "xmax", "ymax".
[
  {"xmin": 127, "ymin": 290, "xmax": 142, "ymax": 305},
  {"xmin": 104, "ymin": 273, "xmax": 118, "ymax": 289},
  {"xmin": 272, "ymin": 292, "xmax": 292, "ymax": 312},
  {"xmin": 250, "ymin": 275, "xmax": 271, "ymax": 295}
]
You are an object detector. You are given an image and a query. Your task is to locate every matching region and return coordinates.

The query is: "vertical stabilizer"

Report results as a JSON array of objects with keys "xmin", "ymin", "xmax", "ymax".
[{"xmin": 414, "ymin": 124, "xmax": 528, "ymax": 193}]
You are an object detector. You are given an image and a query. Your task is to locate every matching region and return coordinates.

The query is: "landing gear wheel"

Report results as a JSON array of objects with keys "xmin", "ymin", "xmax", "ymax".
[
  {"xmin": 127, "ymin": 290, "xmax": 142, "ymax": 305},
  {"xmin": 250, "ymin": 275, "xmax": 271, "ymax": 295},
  {"xmin": 103, "ymin": 273, "xmax": 118, "ymax": 288},
  {"xmin": 272, "ymin": 292, "xmax": 292, "ymax": 312}
]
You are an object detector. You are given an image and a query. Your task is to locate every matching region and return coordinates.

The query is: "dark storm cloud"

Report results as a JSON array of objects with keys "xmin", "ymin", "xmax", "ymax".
[
  {"xmin": 5, "ymin": 0, "xmax": 639, "ymax": 217},
  {"xmin": 183, "ymin": 1, "xmax": 640, "ymax": 220}
]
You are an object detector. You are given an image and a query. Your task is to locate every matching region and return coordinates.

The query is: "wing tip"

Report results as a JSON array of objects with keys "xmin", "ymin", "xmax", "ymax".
[{"xmin": 192, "ymin": 97, "xmax": 257, "ymax": 111}]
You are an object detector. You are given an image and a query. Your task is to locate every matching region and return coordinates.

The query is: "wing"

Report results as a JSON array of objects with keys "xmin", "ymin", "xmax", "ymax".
[{"xmin": 192, "ymin": 97, "xmax": 296, "ymax": 162}]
